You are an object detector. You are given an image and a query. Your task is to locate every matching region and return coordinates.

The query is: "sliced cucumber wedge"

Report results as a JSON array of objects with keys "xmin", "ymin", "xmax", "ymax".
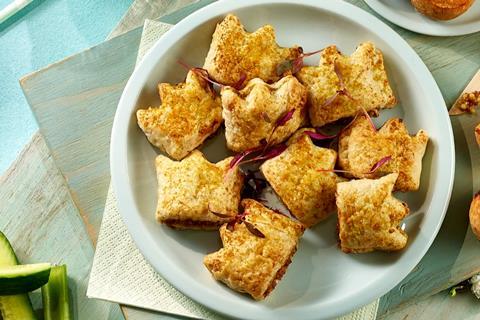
[
  {"xmin": 42, "ymin": 264, "xmax": 70, "ymax": 320},
  {"xmin": 0, "ymin": 295, "xmax": 37, "ymax": 320},
  {"xmin": 0, "ymin": 263, "xmax": 51, "ymax": 295},
  {"xmin": 0, "ymin": 231, "xmax": 19, "ymax": 266},
  {"xmin": 0, "ymin": 231, "xmax": 36, "ymax": 320}
]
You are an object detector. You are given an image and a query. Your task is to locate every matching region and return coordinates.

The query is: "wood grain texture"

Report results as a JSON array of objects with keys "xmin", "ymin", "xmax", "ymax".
[
  {"xmin": 0, "ymin": 4, "xmax": 205, "ymax": 320},
  {"xmin": 20, "ymin": 0, "xmax": 216, "ymax": 247},
  {"xmin": 378, "ymin": 289, "xmax": 480, "ymax": 320},
  {"xmin": 0, "ymin": 133, "xmax": 123, "ymax": 319},
  {"xmin": 108, "ymin": 0, "xmax": 199, "ymax": 39},
  {"xmin": 17, "ymin": 0, "xmax": 480, "ymax": 318},
  {"xmin": 462, "ymin": 69, "xmax": 480, "ymax": 93}
]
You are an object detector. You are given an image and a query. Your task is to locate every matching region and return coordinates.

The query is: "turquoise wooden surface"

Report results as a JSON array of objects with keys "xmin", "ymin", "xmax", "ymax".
[
  {"xmin": 0, "ymin": 0, "xmax": 133, "ymax": 174},
  {"xmin": 16, "ymin": 0, "xmax": 480, "ymax": 318},
  {"xmin": 20, "ymin": 0, "xmax": 215, "ymax": 246}
]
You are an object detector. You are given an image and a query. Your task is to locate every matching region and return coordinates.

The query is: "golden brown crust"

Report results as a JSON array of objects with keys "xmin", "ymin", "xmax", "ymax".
[
  {"xmin": 262, "ymin": 246, "xmax": 297, "ymax": 298},
  {"xmin": 203, "ymin": 14, "xmax": 302, "ymax": 86},
  {"xmin": 203, "ymin": 199, "xmax": 304, "ymax": 300},
  {"xmin": 261, "ymin": 128, "xmax": 342, "ymax": 227},
  {"xmin": 411, "ymin": 0, "xmax": 474, "ymax": 20},
  {"xmin": 155, "ymin": 150, "xmax": 244, "ymax": 229},
  {"xmin": 338, "ymin": 115, "xmax": 429, "ymax": 192},
  {"xmin": 136, "ymin": 71, "xmax": 222, "ymax": 160},
  {"xmin": 296, "ymin": 42, "xmax": 397, "ymax": 127},
  {"xmin": 475, "ymin": 123, "xmax": 480, "ymax": 146},
  {"xmin": 336, "ymin": 173, "xmax": 410, "ymax": 253},
  {"xmin": 470, "ymin": 192, "xmax": 480, "ymax": 240},
  {"xmin": 221, "ymin": 75, "xmax": 307, "ymax": 152}
]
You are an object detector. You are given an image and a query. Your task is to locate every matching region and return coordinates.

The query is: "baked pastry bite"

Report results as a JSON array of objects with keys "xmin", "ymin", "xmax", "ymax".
[
  {"xmin": 222, "ymin": 75, "xmax": 307, "ymax": 152},
  {"xmin": 204, "ymin": 199, "xmax": 304, "ymax": 300},
  {"xmin": 296, "ymin": 42, "xmax": 397, "ymax": 127},
  {"xmin": 155, "ymin": 150, "xmax": 243, "ymax": 229},
  {"xmin": 261, "ymin": 129, "xmax": 343, "ymax": 227},
  {"xmin": 203, "ymin": 14, "xmax": 302, "ymax": 86},
  {"xmin": 338, "ymin": 114, "xmax": 429, "ymax": 192},
  {"xmin": 137, "ymin": 70, "xmax": 222, "ymax": 160},
  {"xmin": 411, "ymin": 0, "xmax": 474, "ymax": 20},
  {"xmin": 336, "ymin": 173, "xmax": 410, "ymax": 253},
  {"xmin": 470, "ymin": 192, "xmax": 480, "ymax": 240}
]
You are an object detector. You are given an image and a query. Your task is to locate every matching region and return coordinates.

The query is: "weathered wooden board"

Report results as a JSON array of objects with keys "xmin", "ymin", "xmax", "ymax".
[
  {"xmin": 378, "ymin": 288, "xmax": 480, "ymax": 320},
  {"xmin": 108, "ymin": 0, "xmax": 199, "ymax": 39},
  {"xmin": 0, "ymin": 133, "xmax": 123, "ymax": 319},
  {"xmin": 17, "ymin": 0, "xmax": 480, "ymax": 318},
  {"xmin": 20, "ymin": 0, "xmax": 216, "ymax": 246}
]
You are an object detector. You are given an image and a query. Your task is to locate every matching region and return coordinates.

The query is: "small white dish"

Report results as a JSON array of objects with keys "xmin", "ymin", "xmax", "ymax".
[
  {"xmin": 110, "ymin": 0, "xmax": 455, "ymax": 319},
  {"xmin": 364, "ymin": 0, "xmax": 480, "ymax": 36}
]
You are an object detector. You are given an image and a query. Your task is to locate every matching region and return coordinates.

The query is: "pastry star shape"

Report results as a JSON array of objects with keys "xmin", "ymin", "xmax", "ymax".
[
  {"xmin": 336, "ymin": 173, "xmax": 410, "ymax": 253},
  {"xmin": 155, "ymin": 150, "xmax": 244, "ymax": 229},
  {"xmin": 261, "ymin": 129, "xmax": 343, "ymax": 227},
  {"xmin": 338, "ymin": 114, "xmax": 429, "ymax": 191},
  {"xmin": 203, "ymin": 14, "xmax": 302, "ymax": 86},
  {"xmin": 137, "ymin": 70, "xmax": 222, "ymax": 160},
  {"xmin": 221, "ymin": 75, "xmax": 307, "ymax": 152},
  {"xmin": 204, "ymin": 199, "xmax": 304, "ymax": 300},
  {"xmin": 296, "ymin": 42, "xmax": 397, "ymax": 127}
]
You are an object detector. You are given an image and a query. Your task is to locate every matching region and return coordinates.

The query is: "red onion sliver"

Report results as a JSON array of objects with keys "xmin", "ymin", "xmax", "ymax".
[
  {"xmin": 244, "ymin": 221, "xmax": 265, "ymax": 238},
  {"xmin": 334, "ymin": 61, "xmax": 346, "ymax": 89},
  {"xmin": 361, "ymin": 107, "xmax": 377, "ymax": 132},
  {"xmin": 229, "ymin": 146, "xmax": 262, "ymax": 169},
  {"xmin": 368, "ymin": 156, "xmax": 392, "ymax": 173},
  {"xmin": 242, "ymin": 144, "xmax": 288, "ymax": 164},
  {"xmin": 304, "ymin": 131, "xmax": 336, "ymax": 140},
  {"xmin": 317, "ymin": 155, "xmax": 392, "ymax": 175},
  {"xmin": 233, "ymin": 72, "xmax": 247, "ymax": 90},
  {"xmin": 177, "ymin": 60, "xmax": 224, "ymax": 88},
  {"xmin": 276, "ymin": 109, "xmax": 295, "ymax": 126},
  {"xmin": 320, "ymin": 91, "xmax": 340, "ymax": 109}
]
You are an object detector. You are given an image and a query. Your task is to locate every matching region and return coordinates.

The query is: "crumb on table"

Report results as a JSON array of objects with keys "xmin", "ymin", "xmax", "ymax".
[{"xmin": 451, "ymin": 91, "xmax": 480, "ymax": 115}]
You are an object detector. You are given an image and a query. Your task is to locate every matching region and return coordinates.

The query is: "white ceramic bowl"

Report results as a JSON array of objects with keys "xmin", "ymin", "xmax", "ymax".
[
  {"xmin": 364, "ymin": 0, "xmax": 480, "ymax": 36},
  {"xmin": 111, "ymin": 1, "xmax": 455, "ymax": 319}
]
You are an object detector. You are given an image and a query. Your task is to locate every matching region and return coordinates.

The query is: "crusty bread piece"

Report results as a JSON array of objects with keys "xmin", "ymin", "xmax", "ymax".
[
  {"xmin": 222, "ymin": 75, "xmax": 307, "ymax": 152},
  {"xmin": 470, "ymin": 192, "xmax": 480, "ymax": 240},
  {"xmin": 338, "ymin": 115, "xmax": 428, "ymax": 192},
  {"xmin": 411, "ymin": 0, "xmax": 474, "ymax": 20},
  {"xmin": 204, "ymin": 199, "xmax": 304, "ymax": 300},
  {"xmin": 261, "ymin": 129, "xmax": 343, "ymax": 227},
  {"xmin": 203, "ymin": 14, "xmax": 302, "ymax": 86},
  {"xmin": 296, "ymin": 42, "xmax": 397, "ymax": 127},
  {"xmin": 336, "ymin": 173, "xmax": 410, "ymax": 253},
  {"xmin": 155, "ymin": 150, "xmax": 243, "ymax": 229},
  {"xmin": 137, "ymin": 70, "xmax": 222, "ymax": 160}
]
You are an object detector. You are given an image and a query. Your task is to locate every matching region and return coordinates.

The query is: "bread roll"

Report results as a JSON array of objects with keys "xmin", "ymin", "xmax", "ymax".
[
  {"xmin": 470, "ymin": 192, "xmax": 480, "ymax": 240},
  {"xmin": 411, "ymin": 0, "xmax": 474, "ymax": 20}
]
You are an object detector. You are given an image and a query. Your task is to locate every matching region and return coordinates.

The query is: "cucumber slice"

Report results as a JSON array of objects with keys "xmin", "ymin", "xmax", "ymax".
[
  {"xmin": 0, "ymin": 263, "xmax": 51, "ymax": 295},
  {"xmin": 0, "ymin": 231, "xmax": 36, "ymax": 320},
  {"xmin": 0, "ymin": 295, "xmax": 36, "ymax": 320},
  {"xmin": 0, "ymin": 232, "xmax": 19, "ymax": 265},
  {"xmin": 42, "ymin": 265, "xmax": 70, "ymax": 320}
]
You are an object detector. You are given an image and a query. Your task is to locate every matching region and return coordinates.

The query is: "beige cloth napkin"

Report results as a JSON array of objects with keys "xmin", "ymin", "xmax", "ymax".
[{"xmin": 87, "ymin": 19, "xmax": 379, "ymax": 320}]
